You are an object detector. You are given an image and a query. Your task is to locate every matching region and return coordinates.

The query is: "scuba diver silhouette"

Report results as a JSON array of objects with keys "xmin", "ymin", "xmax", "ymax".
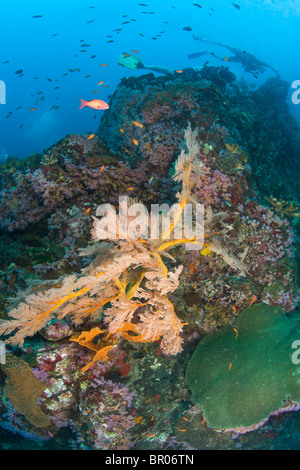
[{"xmin": 189, "ymin": 36, "xmax": 279, "ymax": 77}]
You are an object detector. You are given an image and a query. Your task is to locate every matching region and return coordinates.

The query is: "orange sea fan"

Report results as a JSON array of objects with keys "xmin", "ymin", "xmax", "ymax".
[{"xmin": 0, "ymin": 124, "xmax": 246, "ymax": 371}]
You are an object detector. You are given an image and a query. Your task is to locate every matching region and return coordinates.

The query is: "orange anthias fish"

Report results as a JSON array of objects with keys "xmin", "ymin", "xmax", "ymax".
[
  {"xmin": 87, "ymin": 134, "xmax": 95, "ymax": 140},
  {"xmin": 249, "ymin": 295, "xmax": 257, "ymax": 307},
  {"xmin": 132, "ymin": 120, "xmax": 143, "ymax": 128},
  {"xmin": 79, "ymin": 99, "xmax": 109, "ymax": 110}
]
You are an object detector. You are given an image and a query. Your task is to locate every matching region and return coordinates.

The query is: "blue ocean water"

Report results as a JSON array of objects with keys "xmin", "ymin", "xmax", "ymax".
[{"xmin": 0, "ymin": 0, "xmax": 299, "ymax": 159}]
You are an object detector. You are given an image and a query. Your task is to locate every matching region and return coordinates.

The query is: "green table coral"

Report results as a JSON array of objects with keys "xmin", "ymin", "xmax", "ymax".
[{"xmin": 185, "ymin": 303, "xmax": 300, "ymax": 430}]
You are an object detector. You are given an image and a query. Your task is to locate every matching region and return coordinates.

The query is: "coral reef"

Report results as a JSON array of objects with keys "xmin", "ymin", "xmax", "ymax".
[
  {"xmin": 0, "ymin": 68, "xmax": 299, "ymax": 449},
  {"xmin": 264, "ymin": 196, "xmax": 300, "ymax": 220},
  {"xmin": 0, "ymin": 125, "xmax": 230, "ymax": 363},
  {"xmin": 0, "ymin": 134, "xmax": 148, "ymax": 232}
]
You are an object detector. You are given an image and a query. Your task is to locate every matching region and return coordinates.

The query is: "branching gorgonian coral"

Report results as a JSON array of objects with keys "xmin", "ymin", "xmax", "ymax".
[{"xmin": 0, "ymin": 124, "xmax": 246, "ymax": 371}]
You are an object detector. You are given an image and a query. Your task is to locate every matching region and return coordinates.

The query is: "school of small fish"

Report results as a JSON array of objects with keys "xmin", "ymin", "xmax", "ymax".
[{"xmin": 1, "ymin": 1, "xmax": 241, "ymax": 128}]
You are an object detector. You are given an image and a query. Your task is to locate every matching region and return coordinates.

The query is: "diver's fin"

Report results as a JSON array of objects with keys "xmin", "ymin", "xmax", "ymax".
[
  {"xmin": 192, "ymin": 35, "xmax": 208, "ymax": 42},
  {"xmin": 118, "ymin": 52, "xmax": 144, "ymax": 70},
  {"xmin": 188, "ymin": 51, "xmax": 211, "ymax": 59}
]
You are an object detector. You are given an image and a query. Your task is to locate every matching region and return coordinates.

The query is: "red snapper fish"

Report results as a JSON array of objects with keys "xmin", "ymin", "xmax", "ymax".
[{"xmin": 79, "ymin": 98, "xmax": 109, "ymax": 110}]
